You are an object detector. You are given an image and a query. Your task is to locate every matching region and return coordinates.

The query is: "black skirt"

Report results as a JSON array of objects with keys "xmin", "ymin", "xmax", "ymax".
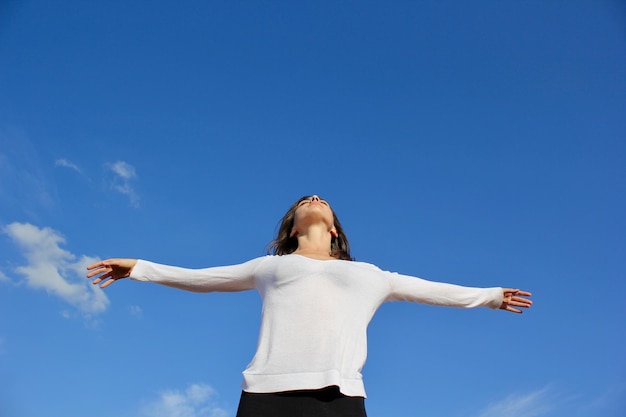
[{"xmin": 236, "ymin": 386, "xmax": 367, "ymax": 417}]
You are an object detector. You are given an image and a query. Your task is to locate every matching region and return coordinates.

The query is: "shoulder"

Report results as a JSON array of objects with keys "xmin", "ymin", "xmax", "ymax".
[{"xmin": 347, "ymin": 260, "xmax": 384, "ymax": 272}]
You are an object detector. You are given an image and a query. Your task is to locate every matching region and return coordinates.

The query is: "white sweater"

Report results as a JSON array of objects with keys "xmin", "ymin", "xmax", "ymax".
[{"xmin": 130, "ymin": 254, "xmax": 503, "ymax": 397}]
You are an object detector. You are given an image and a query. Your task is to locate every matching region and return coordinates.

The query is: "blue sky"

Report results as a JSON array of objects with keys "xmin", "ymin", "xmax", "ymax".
[{"xmin": 1, "ymin": 1, "xmax": 624, "ymax": 416}]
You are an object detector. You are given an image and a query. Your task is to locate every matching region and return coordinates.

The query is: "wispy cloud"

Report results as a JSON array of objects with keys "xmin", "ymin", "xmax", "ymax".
[
  {"xmin": 0, "ymin": 128, "xmax": 54, "ymax": 209},
  {"xmin": 129, "ymin": 305, "xmax": 143, "ymax": 317},
  {"xmin": 585, "ymin": 383, "xmax": 626, "ymax": 416},
  {"xmin": 108, "ymin": 160, "xmax": 140, "ymax": 208},
  {"xmin": 476, "ymin": 387, "xmax": 553, "ymax": 417},
  {"xmin": 3, "ymin": 222, "xmax": 109, "ymax": 318},
  {"xmin": 110, "ymin": 160, "xmax": 136, "ymax": 179},
  {"xmin": 0, "ymin": 269, "xmax": 9, "ymax": 282},
  {"xmin": 55, "ymin": 158, "xmax": 82, "ymax": 173},
  {"xmin": 142, "ymin": 383, "xmax": 229, "ymax": 417}
]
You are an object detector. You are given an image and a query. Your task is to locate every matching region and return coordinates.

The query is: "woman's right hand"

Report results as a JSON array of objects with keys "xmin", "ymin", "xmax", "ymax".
[{"xmin": 86, "ymin": 258, "xmax": 138, "ymax": 288}]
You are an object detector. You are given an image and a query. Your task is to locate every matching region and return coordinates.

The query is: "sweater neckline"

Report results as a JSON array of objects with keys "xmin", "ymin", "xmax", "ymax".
[{"xmin": 289, "ymin": 253, "xmax": 342, "ymax": 262}]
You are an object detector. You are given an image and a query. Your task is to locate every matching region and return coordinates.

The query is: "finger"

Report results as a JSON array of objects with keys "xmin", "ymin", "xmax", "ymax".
[
  {"xmin": 92, "ymin": 275, "xmax": 106, "ymax": 285},
  {"xmin": 511, "ymin": 297, "xmax": 533, "ymax": 307},
  {"xmin": 503, "ymin": 288, "xmax": 532, "ymax": 295},
  {"xmin": 511, "ymin": 296, "xmax": 533, "ymax": 304},
  {"xmin": 503, "ymin": 289, "xmax": 532, "ymax": 301},
  {"xmin": 507, "ymin": 301, "xmax": 530, "ymax": 308},
  {"xmin": 86, "ymin": 267, "xmax": 110, "ymax": 278},
  {"xmin": 91, "ymin": 272, "xmax": 113, "ymax": 285},
  {"xmin": 87, "ymin": 268, "xmax": 112, "ymax": 279},
  {"xmin": 100, "ymin": 278, "xmax": 116, "ymax": 289},
  {"xmin": 505, "ymin": 306, "xmax": 523, "ymax": 314},
  {"xmin": 505, "ymin": 294, "xmax": 534, "ymax": 310},
  {"xmin": 86, "ymin": 260, "xmax": 108, "ymax": 270}
]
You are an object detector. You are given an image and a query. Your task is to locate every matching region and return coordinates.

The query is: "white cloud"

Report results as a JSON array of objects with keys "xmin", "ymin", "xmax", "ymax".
[
  {"xmin": 55, "ymin": 158, "xmax": 82, "ymax": 173},
  {"xmin": 476, "ymin": 387, "xmax": 553, "ymax": 417},
  {"xmin": 108, "ymin": 160, "xmax": 140, "ymax": 207},
  {"xmin": 110, "ymin": 160, "xmax": 136, "ymax": 179},
  {"xmin": 129, "ymin": 305, "xmax": 143, "ymax": 316},
  {"xmin": 0, "ymin": 269, "xmax": 9, "ymax": 282},
  {"xmin": 142, "ymin": 383, "xmax": 229, "ymax": 417},
  {"xmin": 3, "ymin": 222, "xmax": 109, "ymax": 316}
]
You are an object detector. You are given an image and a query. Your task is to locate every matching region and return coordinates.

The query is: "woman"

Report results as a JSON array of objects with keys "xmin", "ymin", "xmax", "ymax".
[{"xmin": 87, "ymin": 195, "xmax": 532, "ymax": 417}]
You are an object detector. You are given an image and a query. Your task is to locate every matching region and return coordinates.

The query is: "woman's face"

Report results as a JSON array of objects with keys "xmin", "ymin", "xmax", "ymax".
[{"xmin": 291, "ymin": 195, "xmax": 337, "ymax": 237}]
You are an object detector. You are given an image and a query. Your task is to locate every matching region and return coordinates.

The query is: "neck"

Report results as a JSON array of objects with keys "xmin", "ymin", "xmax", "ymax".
[{"xmin": 293, "ymin": 224, "xmax": 334, "ymax": 257}]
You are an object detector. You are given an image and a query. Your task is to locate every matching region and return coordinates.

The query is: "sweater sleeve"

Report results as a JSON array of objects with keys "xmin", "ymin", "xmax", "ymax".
[
  {"xmin": 129, "ymin": 256, "xmax": 267, "ymax": 293},
  {"xmin": 384, "ymin": 270, "xmax": 503, "ymax": 309}
]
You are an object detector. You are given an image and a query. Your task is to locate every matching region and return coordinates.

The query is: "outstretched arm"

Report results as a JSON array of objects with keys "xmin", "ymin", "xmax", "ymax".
[
  {"xmin": 384, "ymin": 269, "xmax": 533, "ymax": 312},
  {"xmin": 88, "ymin": 257, "xmax": 262, "ymax": 293},
  {"xmin": 500, "ymin": 289, "xmax": 532, "ymax": 313},
  {"xmin": 86, "ymin": 258, "xmax": 137, "ymax": 288}
]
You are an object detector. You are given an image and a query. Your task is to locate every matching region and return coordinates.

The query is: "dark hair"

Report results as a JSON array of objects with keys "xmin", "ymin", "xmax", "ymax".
[{"xmin": 267, "ymin": 196, "xmax": 353, "ymax": 261}]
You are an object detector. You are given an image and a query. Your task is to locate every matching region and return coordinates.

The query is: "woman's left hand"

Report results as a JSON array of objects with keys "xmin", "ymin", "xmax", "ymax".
[{"xmin": 500, "ymin": 289, "xmax": 532, "ymax": 313}]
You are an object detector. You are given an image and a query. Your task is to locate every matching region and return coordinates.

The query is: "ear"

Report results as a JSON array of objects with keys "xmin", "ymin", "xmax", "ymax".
[
  {"xmin": 290, "ymin": 228, "xmax": 298, "ymax": 238},
  {"xmin": 330, "ymin": 228, "xmax": 338, "ymax": 238}
]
